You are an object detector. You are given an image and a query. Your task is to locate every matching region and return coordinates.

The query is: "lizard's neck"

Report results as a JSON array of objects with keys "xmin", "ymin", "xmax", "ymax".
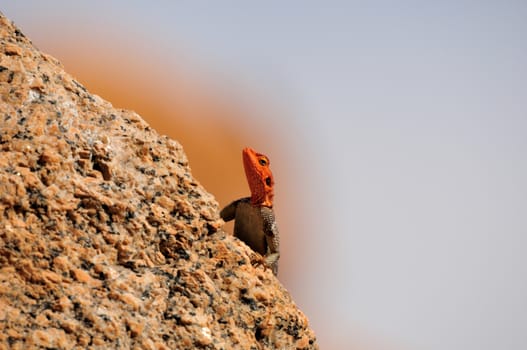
[{"xmin": 249, "ymin": 188, "xmax": 274, "ymax": 208}]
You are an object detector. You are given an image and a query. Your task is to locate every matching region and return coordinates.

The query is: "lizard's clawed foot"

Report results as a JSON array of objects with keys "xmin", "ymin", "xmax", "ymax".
[
  {"xmin": 250, "ymin": 253, "xmax": 268, "ymax": 271},
  {"xmin": 250, "ymin": 252, "xmax": 278, "ymax": 276}
]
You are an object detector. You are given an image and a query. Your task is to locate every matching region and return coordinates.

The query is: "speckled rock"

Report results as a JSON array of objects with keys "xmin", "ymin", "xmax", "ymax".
[{"xmin": 0, "ymin": 12, "xmax": 318, "ymax": 350}]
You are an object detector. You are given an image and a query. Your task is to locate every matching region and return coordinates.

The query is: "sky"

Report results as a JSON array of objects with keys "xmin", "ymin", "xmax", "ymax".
[{"xmin": 3, "ymin": 2, "xmax": 527, "ymax": 349}]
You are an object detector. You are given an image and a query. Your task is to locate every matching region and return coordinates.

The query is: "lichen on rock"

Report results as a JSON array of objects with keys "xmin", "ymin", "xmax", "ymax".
[{"xmin": 0, "ymin": 12, "xmax": 318, "ymax": 350}]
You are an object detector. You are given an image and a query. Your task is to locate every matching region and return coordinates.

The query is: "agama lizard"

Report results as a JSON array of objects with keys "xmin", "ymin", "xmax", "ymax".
[{"xmin": 220, "ymin": 147, "xmax": 280, "ymax": 275}]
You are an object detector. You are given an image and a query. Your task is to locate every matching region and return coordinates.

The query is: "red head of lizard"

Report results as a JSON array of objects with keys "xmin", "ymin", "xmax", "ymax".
[{"xmin": 242, "ymin": 147, "xmax": 274, "ymax": 207}]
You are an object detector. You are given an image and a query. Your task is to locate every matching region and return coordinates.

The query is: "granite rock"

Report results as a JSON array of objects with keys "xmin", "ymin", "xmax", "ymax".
[{"xmin": 0, "ymin": 13, "xmax": 318, "ymax": 350}]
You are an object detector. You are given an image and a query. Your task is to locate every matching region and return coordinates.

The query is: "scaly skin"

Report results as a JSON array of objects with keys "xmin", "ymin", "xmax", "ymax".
[{"xmin": 220, "ymin": 147, "xmax": 280, "ymax": 275}]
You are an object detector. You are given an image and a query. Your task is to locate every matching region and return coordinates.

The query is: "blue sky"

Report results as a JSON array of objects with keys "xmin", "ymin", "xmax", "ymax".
[{"xmin": 4, "ymin": 2, "xmax": 527, "ymax": 349}]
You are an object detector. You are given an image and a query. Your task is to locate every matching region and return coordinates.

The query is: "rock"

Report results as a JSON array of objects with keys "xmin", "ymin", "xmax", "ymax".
[{"xmin": 0, "ymin": 12, "xmax": 318, "ymax": 349}]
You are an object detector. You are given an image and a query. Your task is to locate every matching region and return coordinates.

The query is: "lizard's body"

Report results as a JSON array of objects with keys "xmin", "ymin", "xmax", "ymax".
[{"xmin": 220, "ymin": 148, "xmax": 280, "ymax": 275}]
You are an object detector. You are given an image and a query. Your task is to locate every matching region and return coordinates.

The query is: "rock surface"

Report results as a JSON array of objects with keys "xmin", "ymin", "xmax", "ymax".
[{"xmin": 0, "ymin": 13, "xmax": 318, "ymax": 350}]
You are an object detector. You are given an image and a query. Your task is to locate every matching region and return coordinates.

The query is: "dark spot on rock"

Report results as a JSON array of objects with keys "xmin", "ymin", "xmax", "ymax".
[
  {"xmin": 93, "ymin": 158, "xmax": 112, "ymax": 181},
  {"xmin": 14, "ymin": 28, "xmax": 26, "ymax": 38},
  {"xmin": 80, "ymin": 260, "xmax": 94, "ymax": 271},
  {"xmin": 176, "ymin": 248, "xmax": 190, "ymax": 260},
  {"xmin": 240, "ymin": 295, "xmax": 258, "ymax": 310},
  {"xmin": 49, "ymin": 247, "xmax": 62, "ymax": 258},
  {"xmin": 255, "ymin": 326, "xmax": 265, "ymax": 341}
]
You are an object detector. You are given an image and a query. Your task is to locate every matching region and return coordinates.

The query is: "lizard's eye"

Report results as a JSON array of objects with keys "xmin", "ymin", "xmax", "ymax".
[
  {"xmin": 259, "ymin": 158, "xmax": 268, "ymax": 166},
  {"xmin": 265, "ymin": 177, "xmax": 272, "ymax": 186}
]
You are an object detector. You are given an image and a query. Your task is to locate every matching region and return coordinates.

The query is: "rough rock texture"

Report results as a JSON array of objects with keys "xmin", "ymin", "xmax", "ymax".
[{"xmin": 0, "ymin": 13, "xmax": 318, "ymax": 350}]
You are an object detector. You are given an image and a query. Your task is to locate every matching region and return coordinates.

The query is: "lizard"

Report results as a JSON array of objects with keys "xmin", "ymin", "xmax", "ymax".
[{"xmin": 220, "ymin": 147, "xmax": 280, "ymax": 276}]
